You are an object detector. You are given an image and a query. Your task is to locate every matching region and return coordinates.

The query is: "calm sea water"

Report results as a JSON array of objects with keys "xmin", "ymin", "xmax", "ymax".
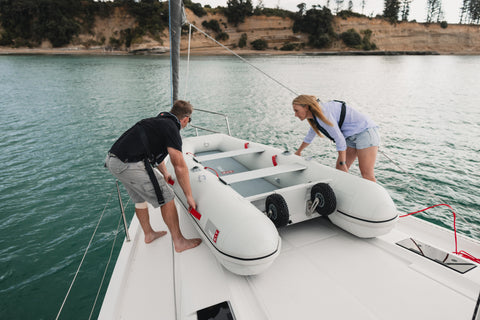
[{"xmin": 0, "ymin": 54, "xmax": 479, "ymax": 319}]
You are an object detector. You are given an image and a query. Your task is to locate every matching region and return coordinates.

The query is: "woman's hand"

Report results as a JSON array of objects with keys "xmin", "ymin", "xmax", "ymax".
[{"xmin": 295, "ymin": 142, "xmax": 310, "ymax": 156}]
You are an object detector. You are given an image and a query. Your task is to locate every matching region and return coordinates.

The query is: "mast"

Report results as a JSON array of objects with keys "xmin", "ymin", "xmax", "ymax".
[{"xmin": 169, "ymin": 0, "xmax": 183, "ymax": 105}]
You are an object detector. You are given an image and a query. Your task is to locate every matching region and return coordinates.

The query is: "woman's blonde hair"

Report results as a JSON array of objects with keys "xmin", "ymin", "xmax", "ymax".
[{"xmin": 292, "ymin": 95, "xmax": 333, "ymax": 138}]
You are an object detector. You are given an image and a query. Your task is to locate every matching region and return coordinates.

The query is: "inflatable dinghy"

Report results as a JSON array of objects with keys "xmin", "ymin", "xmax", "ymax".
[{"xmin": 166, "ymin": 133, "xmax": 398, "ymax": 275}]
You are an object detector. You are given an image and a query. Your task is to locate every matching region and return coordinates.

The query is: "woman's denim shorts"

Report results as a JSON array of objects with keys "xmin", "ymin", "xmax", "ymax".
[{"xmin": 345, "ymin": 127, "xmax": 380, "ymax": 149}]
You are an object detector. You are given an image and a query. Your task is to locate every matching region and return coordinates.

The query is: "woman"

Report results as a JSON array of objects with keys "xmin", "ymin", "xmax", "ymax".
[{"xmin": 292, "ymin": 95, "xmax": 380, "ymax": 182}]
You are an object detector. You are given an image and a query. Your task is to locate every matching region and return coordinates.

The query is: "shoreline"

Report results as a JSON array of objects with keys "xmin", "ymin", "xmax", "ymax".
[
  {"xmin": 0, "ymin": 47, "xmax": 461, "ymax": 56},
  {"xmin": 2, "ymin": 12, "xmax": 480, "ymax": 58}
]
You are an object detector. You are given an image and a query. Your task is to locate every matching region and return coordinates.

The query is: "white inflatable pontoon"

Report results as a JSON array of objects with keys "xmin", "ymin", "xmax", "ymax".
[{"xmin": 166, "ymin": 133, "xmax": 398, "ymax": 275}]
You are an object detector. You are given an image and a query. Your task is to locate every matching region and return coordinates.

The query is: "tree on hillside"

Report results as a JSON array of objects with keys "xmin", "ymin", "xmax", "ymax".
[
  {"xmin": 293, "ymin": 5, "xmax": 335, "ymax": 48},
  {"xmin": 0, "ymin": 0, "xmax": 83, "ymax": 47},
  {"xmin": 0, "ymin": 0, "xmax": 169, "ymax": 48},
  {"xmin": 225, "ymin": 0, "xmax": 253, "ymax": 26},
  {"xmin": 460, "ymin": 0, "xmax": 469, "ymax": 22},
  {"xmin": 400, "ymin": 0, "xmax": 412, "ymax": 21},
  {"xmin": 460, "ymin": 0, "xmax": 480, "ymax": 24},
  {"xmin": 335, "ymin": 0, "xmax": 345, "ymax": 13},
  {"xmin": 426, "ymin": 0, "xmax": 443, "ymax": 23},
  {"xmin": 297, "ymin": 3, "xmax": 306, "ymax": 15},
  {"xmin": 383, "ymin": 0, "xmax": 400, "ymax": 23},
  {"xmin": 184, "ymin": 0, "xmax": 207, "ymax": 17},
  {"xmin": 472, "ymin": 0, "xmax": 480, "ymax": 23},
  {"xmin": 469, "ymin": 0, "xmax": 480, "ymax": 23}
]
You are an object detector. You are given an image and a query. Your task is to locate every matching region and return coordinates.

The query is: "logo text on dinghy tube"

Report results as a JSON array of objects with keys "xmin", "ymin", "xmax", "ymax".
[{"xmin": 206, "ymin": 219, "xmax": 220, "ymax": 243}]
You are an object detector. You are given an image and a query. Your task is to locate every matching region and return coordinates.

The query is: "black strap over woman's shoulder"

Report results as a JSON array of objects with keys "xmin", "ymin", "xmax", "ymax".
[
  {"xmin": 333, "ymin": 100, "xmax": 347, "ymax": 129},
  {"xmin": 313, "ymin": 118, "xmax": 335, "ymax": 141},
  {"xmin": 313, "ymin": 100, "xmax": 347, "ymax": 142}
]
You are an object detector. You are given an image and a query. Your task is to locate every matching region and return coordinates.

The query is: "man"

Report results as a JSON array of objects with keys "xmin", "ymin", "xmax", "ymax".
[{"xmin": 105, "ymin": 100, "xmax": 201, "ymax": 252}]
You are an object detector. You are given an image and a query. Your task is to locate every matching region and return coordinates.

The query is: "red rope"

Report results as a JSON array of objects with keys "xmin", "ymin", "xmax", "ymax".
[
  {"xmin": 204, "ymin": 166, "xmax": 219, "ymax": 177},
  {"xmin": 400, "ymin": 204, "xmax": 480, "ymax": 263}
]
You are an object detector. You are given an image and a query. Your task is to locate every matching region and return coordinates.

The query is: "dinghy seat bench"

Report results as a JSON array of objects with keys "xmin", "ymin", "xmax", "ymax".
[
  {"xmin": 220, "ymin": 163, "xmax": 307, "ymax": 185},
  {"xmin": 194, "ymin": 147, "xmax": 265, "ymax": 162}
]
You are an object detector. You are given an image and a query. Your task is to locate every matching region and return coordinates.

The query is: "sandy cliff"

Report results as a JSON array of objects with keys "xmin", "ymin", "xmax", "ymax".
[
  {"xmin": 180, "ymin": 10, "xmax": 480, "ymax": 55},
  {"xmin": 1, "ymin": 8, "xmax": 479, "ymax": 55},
  {"xmin": 334, "ymin": 17, "xmax": 480, "ymax": 54}
]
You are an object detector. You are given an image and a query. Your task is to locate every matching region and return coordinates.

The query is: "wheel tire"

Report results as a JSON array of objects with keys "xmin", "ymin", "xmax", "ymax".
[
  {"xmin": 265, "ymin": 194, "xmax": 289, "ymax": 228},
  {"xmin": 310, "ymin": 183, "xmax": 336, "ymax": 216}
]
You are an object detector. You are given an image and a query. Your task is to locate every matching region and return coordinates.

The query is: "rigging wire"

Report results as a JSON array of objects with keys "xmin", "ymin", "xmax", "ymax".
[
  {"xmin": 380, "ymin": 146, "xmax": 477, "ymax": 253},
  {"xmin": 55, "ymin": 184, "xmax": 117, "ymax": 320},
  {"xmin": 168, "ymin": 0, "xmax": 175, "ymax": 106},
  {"xmin": 182, "ymin": 23, "xmax": 192, "ymax": 100},
  {"xmin": 186, "ymin": 21, "xmax": 299, "ymax": 97},
  {"xmin": 88, "ymin": 202, "xmax": 129, "ymax": 320},
  {"xmin": 473, "ymin": 291, "xmax": 480, "ymax": 320},
  {"xmin": 379, "ymin": 148, "xmax": 469, "ymax": 226}
]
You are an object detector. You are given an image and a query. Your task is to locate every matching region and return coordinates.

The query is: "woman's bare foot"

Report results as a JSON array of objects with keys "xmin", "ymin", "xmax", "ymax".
[
  {"xmin": 144, "ymin": 230, "xmax": 167, "ymax": 244},
  {"xmin": 174, "ymin": 238, "xmax": 202, "ymax": 253}
]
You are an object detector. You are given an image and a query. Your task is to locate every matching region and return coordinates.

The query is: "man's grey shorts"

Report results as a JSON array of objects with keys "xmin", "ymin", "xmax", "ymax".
[
  {"xmin": 346, "ymin": 127, "xmax": 380, "ymax": 150},
  {"xmin": 105, "ymin": 154, "xmax": 174, "ymax": 208}
]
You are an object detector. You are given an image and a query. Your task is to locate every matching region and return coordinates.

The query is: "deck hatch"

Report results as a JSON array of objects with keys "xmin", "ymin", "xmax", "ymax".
[
  {"xmin": 396, "ymin": 238, "xmax": 477, "ymax": 274},
  {"xmin": 197, "ymin": 300, "xmax": 236, "ymax": 320}
]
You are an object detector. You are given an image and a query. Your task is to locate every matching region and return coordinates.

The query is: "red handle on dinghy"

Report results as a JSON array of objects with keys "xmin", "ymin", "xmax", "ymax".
[
  {"xmin": 272, "ymin": 155, "xmax": 278, "ymax": 166},
  {"xmin": 204, "ymin": 167, "xmax": 219, "ymax": 177},
  {"xmin": 189, "ymin": 208, "xmax": 202, "ymax": 220}
]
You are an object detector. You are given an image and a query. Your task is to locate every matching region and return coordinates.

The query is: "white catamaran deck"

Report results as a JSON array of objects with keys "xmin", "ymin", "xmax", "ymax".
[{"xmin": 99, "ymin": 199, "xmax": 480, "ymax": 320}]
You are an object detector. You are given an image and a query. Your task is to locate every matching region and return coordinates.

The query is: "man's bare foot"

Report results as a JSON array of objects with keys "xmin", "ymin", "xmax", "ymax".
[
  {"xmin": 145, "ymin": 230, "xmax": 167, "ymax": 244},
  {"xmin": 174, "ymin": 238, "xmax": 202, "ymax": 253}
]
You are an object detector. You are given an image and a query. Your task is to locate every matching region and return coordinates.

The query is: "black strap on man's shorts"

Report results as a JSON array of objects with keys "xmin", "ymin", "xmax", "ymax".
[{"xmin": 137, "ymin": 125, "xmax": 165, "ymax": 206}]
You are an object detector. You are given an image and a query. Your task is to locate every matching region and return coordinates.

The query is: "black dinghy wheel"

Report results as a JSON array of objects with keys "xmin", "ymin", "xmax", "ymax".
[
  {"xmin": 310, "ymin": 183, "xmax": 336, "ymax": 216},
  {"xmin": 265, "ymin": 194, "xmax": 289, "ymax": 228}
]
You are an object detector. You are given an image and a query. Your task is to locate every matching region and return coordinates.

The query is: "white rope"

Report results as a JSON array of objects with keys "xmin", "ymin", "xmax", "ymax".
[
  {"xmin": 187, "ymin": 22, "xmax": 299, "ymax": 97},
  {"xmin": 55, "ymin": 185, "xmax": 116, "ymax": 320},
  {"xmin": 182, "ymin": 23, "xmax": 192, "ymax": 100},
  {"xmin": 88, "ymin": 198, "xmax": 130, "ymax": 320}
]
